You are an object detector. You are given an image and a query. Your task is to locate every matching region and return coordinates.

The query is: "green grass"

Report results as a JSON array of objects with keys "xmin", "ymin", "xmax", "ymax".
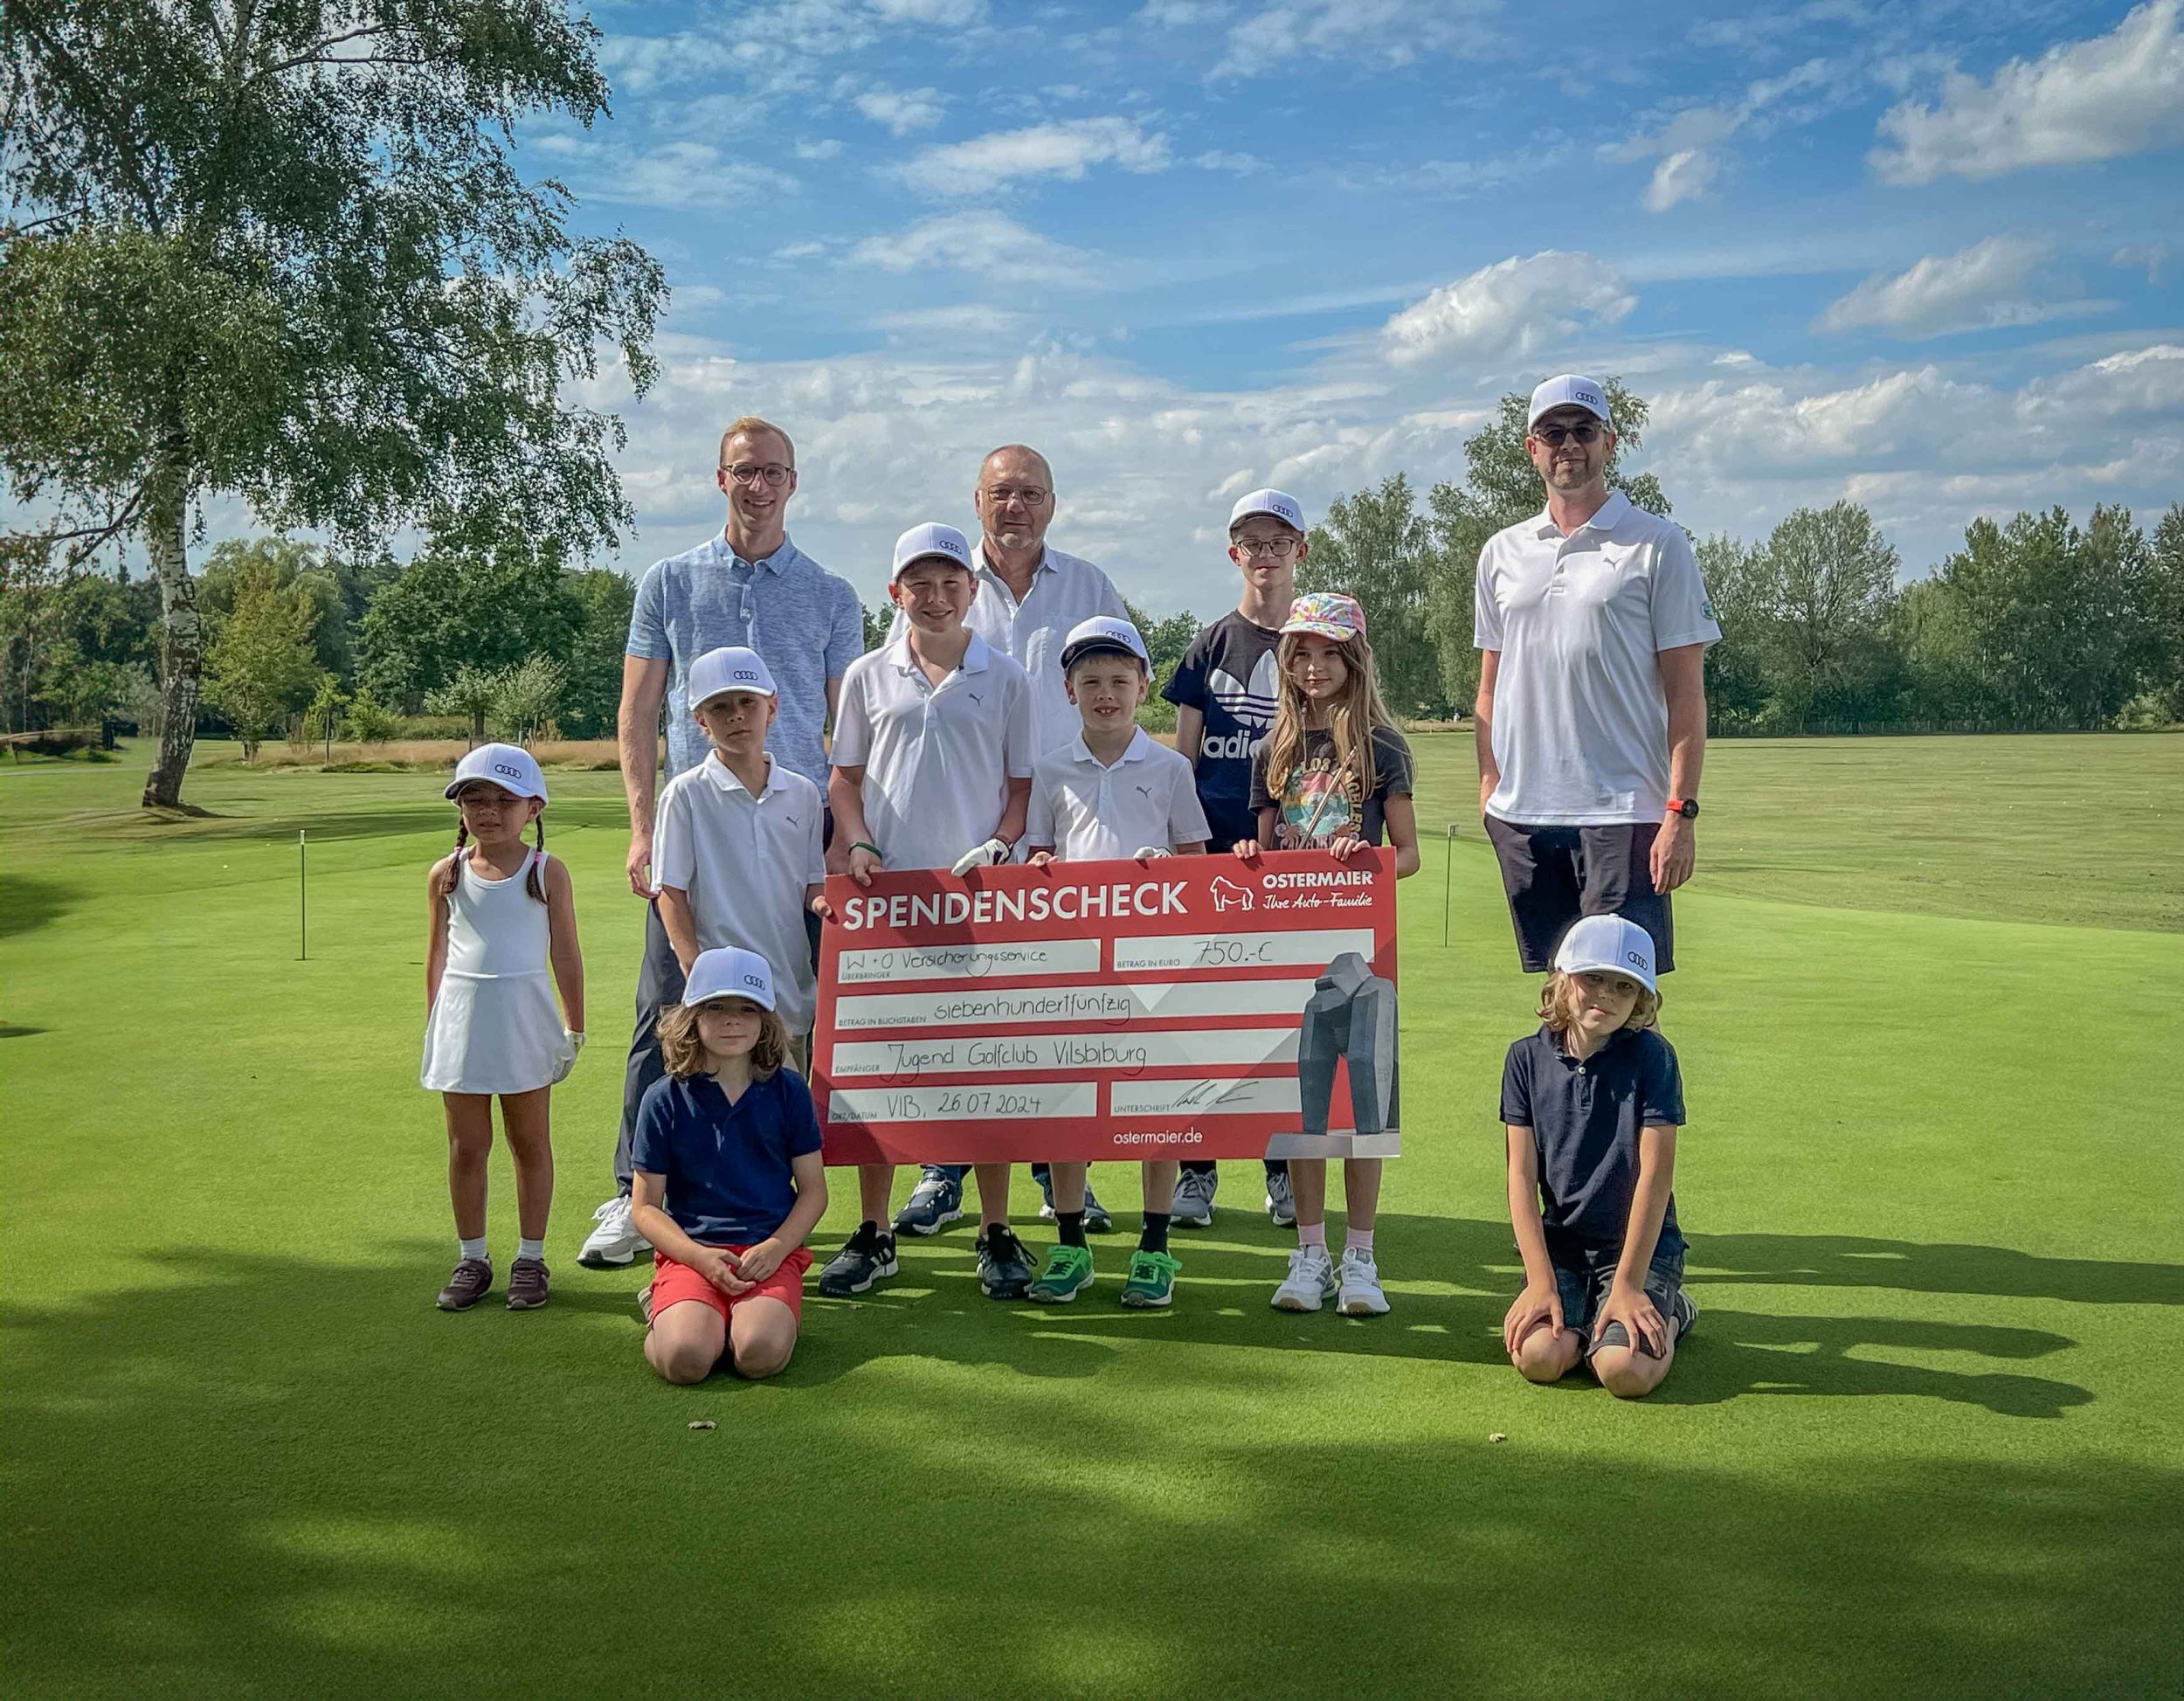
[{"xmin": 5, "ymin": 736, "xmax": 2181, "ymax": 1699}]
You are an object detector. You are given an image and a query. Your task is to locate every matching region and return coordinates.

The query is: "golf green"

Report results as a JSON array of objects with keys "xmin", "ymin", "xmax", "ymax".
[{"xmin": 4, "ymin": 734, "xmax": 2180, "ymax": 1699}]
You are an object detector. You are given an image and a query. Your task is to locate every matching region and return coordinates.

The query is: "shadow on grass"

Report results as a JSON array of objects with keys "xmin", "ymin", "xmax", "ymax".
[
  {"xmin": 1690, "ymin": 1231, "xmax": 2184, "ymax": 1306},
  {"xmin": 961, "ymin": 1214, "xmax": 2097, "ymax": 1415},
  {"xmin": 0, "ymin": 872, "xmax": 74, "ymax": 939},
  {"xmin": 3, "ymin": 1244, "xmax": 2175, "ymax": 1700}
]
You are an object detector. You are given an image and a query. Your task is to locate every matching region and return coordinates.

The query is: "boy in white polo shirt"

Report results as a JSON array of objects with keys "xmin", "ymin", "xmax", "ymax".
[
  {"xmin": 1021, "ymin": 616, "xmax": 1209, "ymax": 1308},
  {"xmin": 652, "ymin": 646, "xmax": 827, "ymax": 1058},
  {"xmin": 819, "ymin": 522, "xmax": 1039, "ymax": 1302}
]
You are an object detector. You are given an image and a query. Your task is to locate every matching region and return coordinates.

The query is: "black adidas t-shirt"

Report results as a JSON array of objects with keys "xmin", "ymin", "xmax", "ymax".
[{"xmin": 1163, "ymin": 612, "xmax": 1282, "ymax": 850}]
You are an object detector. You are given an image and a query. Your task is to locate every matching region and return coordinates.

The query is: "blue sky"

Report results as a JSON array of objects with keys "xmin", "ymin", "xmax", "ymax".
[{"xmin": 523, "ymin": 2, "xmax": 2174, "ymax": 609}]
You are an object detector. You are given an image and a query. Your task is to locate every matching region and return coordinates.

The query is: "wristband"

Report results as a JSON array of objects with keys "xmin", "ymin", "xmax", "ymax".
[
  {"xmin": 850, "ymin": 840, "xmax": 884, "ymax": 857},
  {"xmin": 566, "ymin": 1030, "xmax": 586, "ymax": 1049}
]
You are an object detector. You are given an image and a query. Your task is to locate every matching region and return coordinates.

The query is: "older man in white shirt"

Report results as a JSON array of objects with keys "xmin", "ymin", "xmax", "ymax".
[{"xmin": 890, "ymin": 444, "xmax": 1131, "ymax": 757}]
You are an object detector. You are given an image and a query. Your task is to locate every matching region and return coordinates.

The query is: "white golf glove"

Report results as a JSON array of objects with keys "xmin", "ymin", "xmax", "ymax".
[
  {"xmin": 950, "ymin": 837, "xmax": 1012, "ymax": 875},
  {"xmin": 1130, "ymin": 845, "xmax": 1172, "ymax": 860}
]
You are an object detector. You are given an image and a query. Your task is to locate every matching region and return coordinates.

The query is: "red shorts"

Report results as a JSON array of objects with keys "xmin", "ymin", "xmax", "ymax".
[{"xmin": 650, "ymin": 1244, "xmax": 812, "ymax": 1326}]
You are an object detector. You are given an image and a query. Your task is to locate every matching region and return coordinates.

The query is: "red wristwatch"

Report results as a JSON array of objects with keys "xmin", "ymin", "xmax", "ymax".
[{"xmin": 1666, "ymin": 797, "xmax": 1699, "ymax": 819}]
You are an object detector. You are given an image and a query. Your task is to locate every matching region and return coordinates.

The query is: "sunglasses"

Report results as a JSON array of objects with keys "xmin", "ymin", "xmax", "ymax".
[{"xmin": 1531, "ymin": 422, "xmax": 1605, "ymax": 447}]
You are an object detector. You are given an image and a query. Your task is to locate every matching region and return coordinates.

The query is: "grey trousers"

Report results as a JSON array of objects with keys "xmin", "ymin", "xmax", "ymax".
[{"xmin": 614, "ymin": 901, "xmax": 685, "ymax": 1194}]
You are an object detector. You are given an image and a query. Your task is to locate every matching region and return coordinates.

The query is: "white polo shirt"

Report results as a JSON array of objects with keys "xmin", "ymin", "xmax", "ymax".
[
  {"xmin": 832, "ymin": 631, "xmax": 1035, "ymax": 872},
  {"xmin": 653, "ymin": 753, "xmax": 826, "ymax": 1032},
  {"xmin": 1474, "ymin": 491, "xmax": 1721, "ymax": 826},
  {"xmin": 1026, "ymin": 729, "xmax": 1213, "ymax": 861},
  {"xmin": 889, "ymin": 543, "xmax": 1130, "ymax": 756}
]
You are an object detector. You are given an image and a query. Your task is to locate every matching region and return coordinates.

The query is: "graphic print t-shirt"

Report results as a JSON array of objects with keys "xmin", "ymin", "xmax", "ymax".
[
  {"xmin": 1162, "ymin": 612, "xmax": 1282, "ymax": 849},
  {"xmin": 1250, "ymin": 724, "xmax": 1414, "ymax": 849}
]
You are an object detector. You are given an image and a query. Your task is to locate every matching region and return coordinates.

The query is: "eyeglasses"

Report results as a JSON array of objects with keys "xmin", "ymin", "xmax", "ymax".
[
  {"xmin": 1531, "ymin": 422, "xmax": 1605, "ymax": 447},
  {"xmin": 983, "ymin": 484, "xmax": 1048, "ymax": 507},
  {"xmin": 723, "ymin": 462, "xmax": 793, "ymax": 487},
  {"xmin": 1234, "ymin": 536, "xmax": 1301, "ymax": 558}
]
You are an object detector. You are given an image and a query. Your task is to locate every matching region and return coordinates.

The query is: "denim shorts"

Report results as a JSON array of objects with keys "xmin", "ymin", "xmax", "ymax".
[{"xmin": 1553, "ymin": 1250, "xmax": 1686, "ymax": 1359}]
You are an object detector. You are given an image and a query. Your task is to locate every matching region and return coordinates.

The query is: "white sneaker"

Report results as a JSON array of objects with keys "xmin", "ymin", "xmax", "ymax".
[
  {"xmin": 1337, "ymin": 1247, "xmax": 1390, "ymax": 1316},
  {"xmin": 1271, "ymin": 1244, "xmax": 1337, "ymax": 1311},
  {"xmin": 577, "ymin": 1194, "xmax": 651, "ymax": 1269},
  {"xmin": 1171, "ymin": 1167, "xmax": 1217, "ymax": 1227},
  {"xmin": 1264, "ymin": 1169, "xmax": 1296, "ymax": 1227}
]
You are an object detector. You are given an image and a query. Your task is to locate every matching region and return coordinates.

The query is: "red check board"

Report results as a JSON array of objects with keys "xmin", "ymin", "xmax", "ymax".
[{"xmin": 812, "ymin": 848, "xmax": 1397, "ymax": 1164}]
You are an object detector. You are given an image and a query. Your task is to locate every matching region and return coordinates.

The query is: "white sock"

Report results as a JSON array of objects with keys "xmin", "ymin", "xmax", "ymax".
[
  {"xmin": 1345, "ymin": 1227, "xmax": 1375, "ymax": 1255},
  {"xmin": 459, "ymin": 1236, "xmax": 488, "ymax": 1262},
  {"xmin": 516, "ymin": 1236, "xmax": 546, "ymax": 1262}
]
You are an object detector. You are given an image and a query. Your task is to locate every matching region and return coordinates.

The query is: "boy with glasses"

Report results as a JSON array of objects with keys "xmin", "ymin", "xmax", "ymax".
[{"xmin": 1159, "ymin": 488, "xmax": 1307, "ymax": 1230}]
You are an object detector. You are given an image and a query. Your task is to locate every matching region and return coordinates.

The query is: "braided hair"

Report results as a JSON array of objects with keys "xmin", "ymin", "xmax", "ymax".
[{"xmin": 439, "ymin": 788, "xmax": 549, "ymax": 902}]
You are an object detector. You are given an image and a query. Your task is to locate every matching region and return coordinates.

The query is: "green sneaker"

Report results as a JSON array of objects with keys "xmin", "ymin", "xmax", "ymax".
[
  {"xmin": 1026, "ymin": 1243, "xmax": 1095, "ymax": 1303},
  {"xmin": 1120, "ymin": 1249, "xmax": 1180, "ymax": 1309}
]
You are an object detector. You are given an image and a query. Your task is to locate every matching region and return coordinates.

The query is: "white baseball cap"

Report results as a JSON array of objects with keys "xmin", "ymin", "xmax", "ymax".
[
  {"xmin": 444, "ymin": 742, "xmax": 547, "ymax": 803},
  {"xmin": 1527, "ymin": 374, "xmax": 1613, "ymax": 430},
  {"xmin": 891, "ymin": 522, "xmax": 974, "ymax": 582},
  {"xmin": 1228, "ymin": 487, "xmax": 1306, "ymax": 535},
  {"xmin": 688, "ymin": 645, "xmax": 777, "ymax": 709},
  {"xmin": 1552, "ymin": 914, "xmax": 1657, "ymax": 993},
  {"xmin": 682, "ymin": 945, "xmax": 777, "ymax": 1012},
  {"xmin": 1058, "ymin": 615, "xmax": 1149, "ymax": 671}
]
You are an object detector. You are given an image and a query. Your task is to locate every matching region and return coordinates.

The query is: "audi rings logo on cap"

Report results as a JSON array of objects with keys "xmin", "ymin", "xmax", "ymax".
[
  {"xmin": 493, "ymin": 762, "xmax": 522, "ymax": 780},
  {"xmin": 742, "ymin": 972, "xmax": 766, "ymax": 990},
  {"xmin": 1627, "ymin": 951, "xmax": 1648, "ymax": 967},
  {"xmin": 733, "ymin": 668, "xmax": 761, "ymax": 682}
]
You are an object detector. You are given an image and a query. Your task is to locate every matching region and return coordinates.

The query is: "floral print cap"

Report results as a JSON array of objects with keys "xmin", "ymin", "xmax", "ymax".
[{"xmin": 1280, "ymin": 591, "xmax": 1367, "ymax": 642}]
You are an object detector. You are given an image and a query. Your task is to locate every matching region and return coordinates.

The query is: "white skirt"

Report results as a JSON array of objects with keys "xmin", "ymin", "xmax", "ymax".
[{"xmin": 421, "ymin": 971, "xmax": 575, "ymax": 1096}]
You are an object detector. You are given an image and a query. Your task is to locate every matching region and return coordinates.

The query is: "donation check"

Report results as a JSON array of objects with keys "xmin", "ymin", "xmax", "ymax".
[{"xmin": 812, "ymin": 848, "xmax": 1400, "ymax": 1164}]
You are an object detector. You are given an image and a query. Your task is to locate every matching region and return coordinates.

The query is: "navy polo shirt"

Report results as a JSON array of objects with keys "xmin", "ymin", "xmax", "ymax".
[
  {"xmin": 1500, "ymin": 1024, "xmax": 1686, "ymax": 1271},
  {"xmin": 631, "ymin": 1068, "xmax": 824, "ymax": 1245}
]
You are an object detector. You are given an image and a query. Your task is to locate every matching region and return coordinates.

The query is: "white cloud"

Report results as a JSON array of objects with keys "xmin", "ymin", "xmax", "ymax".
[
  {"xmin": 854, "ymin": 86, "xmax": 947, "ymax": 135},
  {"xmin": 1210, "ymin": 0, "xmax": 1497, "ymax": 79},
  {"xmin": 866, "ymin": 0, "xmax": 987, "ymax": 22},
  {"xmin": 895, "ymin": 117, "xmax": 1171, "ymax": 196},
  {"xmin": 1643, "ymin": 149, "xmax": 1720, "ymax": 212},
  {"xmin": 545, "ymin": 141, "xmax": 798, "ymax": 212},
  {"xmin": 1871, "ymin": 1, "xmax": 2184, "ymax": 183},
  {"xmin": 1379, "ymin": 252, "xmax": 1637, "ymax": 365},
  {"xmin": 1816, "ymin": 236, "xmax": 2108, "ymax": 338},
  {"xmin": 1606, "ymin": 58, "xmax": 1849, "ymax": 213},
  {"xmin": 847, "ymin": 211, "xmax": 1104, "ymax": 287},
  {"xmin": 795, "ymin": 139, "xmax": 846, "ymax": 161}
]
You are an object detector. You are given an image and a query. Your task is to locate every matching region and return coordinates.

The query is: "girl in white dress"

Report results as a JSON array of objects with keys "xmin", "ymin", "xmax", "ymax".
[{"xmin": 422, "ymin": 743, "xmax": 585, "ymax": 1313}]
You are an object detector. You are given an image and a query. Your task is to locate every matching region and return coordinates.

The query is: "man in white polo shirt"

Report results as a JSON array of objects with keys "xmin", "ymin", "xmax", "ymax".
[{"xmin": 1473, "ymin": 375, "xmax": 1721, "ymax": 976}]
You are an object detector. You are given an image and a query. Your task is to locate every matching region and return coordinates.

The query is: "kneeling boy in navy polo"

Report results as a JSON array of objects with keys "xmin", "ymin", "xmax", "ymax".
[{"xmin": 1499, "ymin": 914, "xmax": 1696, "ymax": 1399}]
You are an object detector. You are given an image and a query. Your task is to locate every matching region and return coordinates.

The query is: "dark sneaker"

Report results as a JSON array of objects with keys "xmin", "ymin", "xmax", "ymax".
[
  {"xmin": 893, "ymin": 1166, "xmax": 964, "ymax": 1236},
  {"xmin": 638, "ymin": 1283, "xmax": 655, "ymax": 1326},
  {"xmin": 1670, "ymin": 1287, "xmax": 1698, "ymax": 1341},
  {"xmin": 436, "ymin": 1257, "xmax": 494, "ymax": 1311},
  {"xmin": 1034, "ymin": 1171, "xmax": 1115, "ymax": 1233},
  {"xmin": 818, "ymin": 1223, "xmax": 900, "ymax": 1296},
  {"xmin": 1171, "ymin": 1166, "xmax": 1216, "ymax": 1227},
  {"xmin": 505, "ymin": 1256, "xmax": 549, "ymax": 1310},
  {"xmin": 976, "ymin": 1224, "xmax": 1036, "ymax": 1299}
]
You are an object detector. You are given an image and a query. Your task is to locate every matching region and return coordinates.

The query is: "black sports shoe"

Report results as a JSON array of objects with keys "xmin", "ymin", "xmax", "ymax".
[
  {"xmin": 976, "ymin": 1224, "xmax": 1036, "ymax": 1300},
  {"xmin": 818, "ymin": 1222, "xmax": 899, "ymax": 1296},
  {"xmin": 1034, "ymin": 1167, "xmax": 1115, "ymax": 1233},
  {"xmin": 1670, "ymin": 1287, "xmax": 1698, "ymax": 1340}
]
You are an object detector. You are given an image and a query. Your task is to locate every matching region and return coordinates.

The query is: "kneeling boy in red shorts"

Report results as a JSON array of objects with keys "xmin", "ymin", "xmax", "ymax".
[{"xmin": 632, "ymin": 946, "xmax": 828, "ymax": 1383}]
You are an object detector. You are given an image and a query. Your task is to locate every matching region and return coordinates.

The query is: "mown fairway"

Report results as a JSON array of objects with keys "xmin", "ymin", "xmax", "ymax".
[{"xmin": 4, "ymin": 734, "xmax": 2181, "ymax": 1699}]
